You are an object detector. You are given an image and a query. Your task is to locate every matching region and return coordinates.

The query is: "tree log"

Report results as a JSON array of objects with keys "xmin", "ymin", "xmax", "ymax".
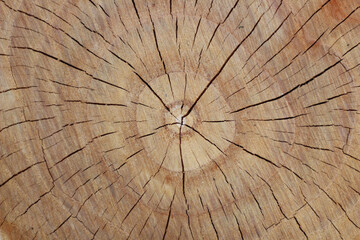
[{"xmin": 1, "ymin": 0, "xmax": 360, "ymax": 239}]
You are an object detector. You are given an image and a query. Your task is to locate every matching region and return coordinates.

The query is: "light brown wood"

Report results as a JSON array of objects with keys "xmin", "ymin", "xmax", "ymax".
[{"xmin": 1, "ymin": 0, "xmax": 360, "ymax": 239}]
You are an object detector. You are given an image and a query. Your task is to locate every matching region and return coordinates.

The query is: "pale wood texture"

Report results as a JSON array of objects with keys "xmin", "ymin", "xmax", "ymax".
[{"xmin": 1, "ymin": 0, "xmax": 360, "ymax": 239}]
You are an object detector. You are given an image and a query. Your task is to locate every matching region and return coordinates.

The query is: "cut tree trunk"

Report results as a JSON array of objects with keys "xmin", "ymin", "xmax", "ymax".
[{"xmin": 1, "ymin": 0, "xmax": 360, "ymax": 239}]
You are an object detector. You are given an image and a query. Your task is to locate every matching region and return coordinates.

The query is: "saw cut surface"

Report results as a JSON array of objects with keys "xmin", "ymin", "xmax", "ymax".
[{"xmin": 0, "ymin": 0, "xmax": 360, "ymax": 239}]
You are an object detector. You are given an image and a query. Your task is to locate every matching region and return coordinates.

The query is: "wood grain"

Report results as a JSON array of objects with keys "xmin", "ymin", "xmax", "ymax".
[{"xmin": 0, "ymin": 0, "xmax": 360, "ymax": 239}]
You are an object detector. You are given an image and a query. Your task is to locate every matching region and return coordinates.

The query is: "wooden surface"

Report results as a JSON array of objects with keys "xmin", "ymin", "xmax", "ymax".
[{"xmin": 1, "ymin": 0, "xmax": 360, "ymax": 239}]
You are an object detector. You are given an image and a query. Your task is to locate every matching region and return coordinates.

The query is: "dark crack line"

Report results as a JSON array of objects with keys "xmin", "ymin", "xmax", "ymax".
[
  {"xmin": 224, "ymin": 138, "xmax": 280, "ymax": 168},
  {"xmin": 246, "ymin": 113, "xmax": 307, "ymax": 121},
  {"xmin": 11, "ymin": 46, "xmax": 128, "ymax": 92},
  {"xmin": 192, "ymin": 18, "xmax": 202, "ymax": 48},
  {"xmin": 142, "ymin": 143, "xmax": 170, "ymax": 189},
  {"xmin": 162, "ymin": 190, "xmax": 176, "ymax": 240},
  {"xmin": 249, "ymin": 189, "xmax": 264, "ymax": 216},
  {"xmin": 262, "ymin": 0, "xmax": 331, "ymax": 67},
  {"xmin": 184, "ymin": 124, "xmax": 225, "ymax": 155},
  {"xmin": 302, "ymin": 29, "xmax": 327, "ymax": 55},
  {"xmin": 133, "ymin": 72, "xmax": 176, "ymax": 118},
  {"xmin": 330, "ymin": 5, "xmax": 360, "ymax": 33},
  {"xmin": 131, "ymin": 101, "xmax": 154, "ymax": 109},
  {"xmin": 206, "ymin": 0, "xmax": 240, "ymax": 49},
  {"xmin": 207, "ymin": 207, "xmax": 220, "ymax": 239},
  {"xmin": 294, "ymin": 142, "xmax": 333, "ymax": 152},
  {"xmin": 294, "ymin": 216, "xmax": 308, "ymax": 239},
  {"xmin": 304, "ymin": 91, "xmax": 352, "ymax": 108},
  {"xmin": 137, "ymin": 132, "xmax": 156, "ymax": 139},
  {"xmin": 328, "ymin": 218, "xmax": 344, "ymax": 240},
  {"xmin": 183, "ymin": 11, "xmax": 266, "ymax": 119},
  {"xmin": 257, "ymin": 175, "xmax": 287, "ymax": 219},
  {"xmin": 233, "ymin": 213, "xmax": 244, "ymax": 240},
  {"xmin": 131, "ymin": 0, "xmax": 143, "ymax": 27},
  {"xmin": 179, "ymin": 119, "xmax": 186, "ymax": 202},
  {"xmin": 202, "ymin": 120, "xmax": 235, "ymax": 123},
  {"xmin": 148, "ymin": 6, "xmax": 174, "ymax": 99},
  {"xmin": 154, "ymin": 122, "xmax": 179, "ymax": 130},
  {"xmin": 179, "ymin": 119, "xmax": 194, "ymax": 239},
  {"xmin": 15, "ymin": 186, "xmax": 54, "ymax": 220},
  {"xmin": 5, "ymin": 1, "xmax": 112, "ymax": 64},
  {"xmin": 50, "ymin": 214, "xmax": 72, "ymax": 235},
  {"xmin": 121, "ymin": 191, "xmax": 147, "ymax": 224},
  {"xmin": 35, "ymin": 4, "xmax": 72, "ymax": 27},
  {"xmin": 0, "ymin": 161, "xmax": 44, "ymax": 188},
  {"xmin": 243, "ymin": 12, "xmax": 291, "ymax": 68},
  {"xmin": 109, "ymin": 49, "xmax": 135, "ymax": 70},
  {"xmin": 64, "ymin": 100, "xmax": 127, "ymax": 107},
  {"xmin": 114, "ymin": 148, "xmax": 144, "ymax": 171},
  {"xmin": 231, "ymin": 60, "xmax": 341, "ymax": 113}
]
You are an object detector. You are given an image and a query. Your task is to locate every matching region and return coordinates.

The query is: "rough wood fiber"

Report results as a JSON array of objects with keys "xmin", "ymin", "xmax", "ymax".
[{"xmin": 0, "ymin": 0, "xmax": 360, "ymax": 239}]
